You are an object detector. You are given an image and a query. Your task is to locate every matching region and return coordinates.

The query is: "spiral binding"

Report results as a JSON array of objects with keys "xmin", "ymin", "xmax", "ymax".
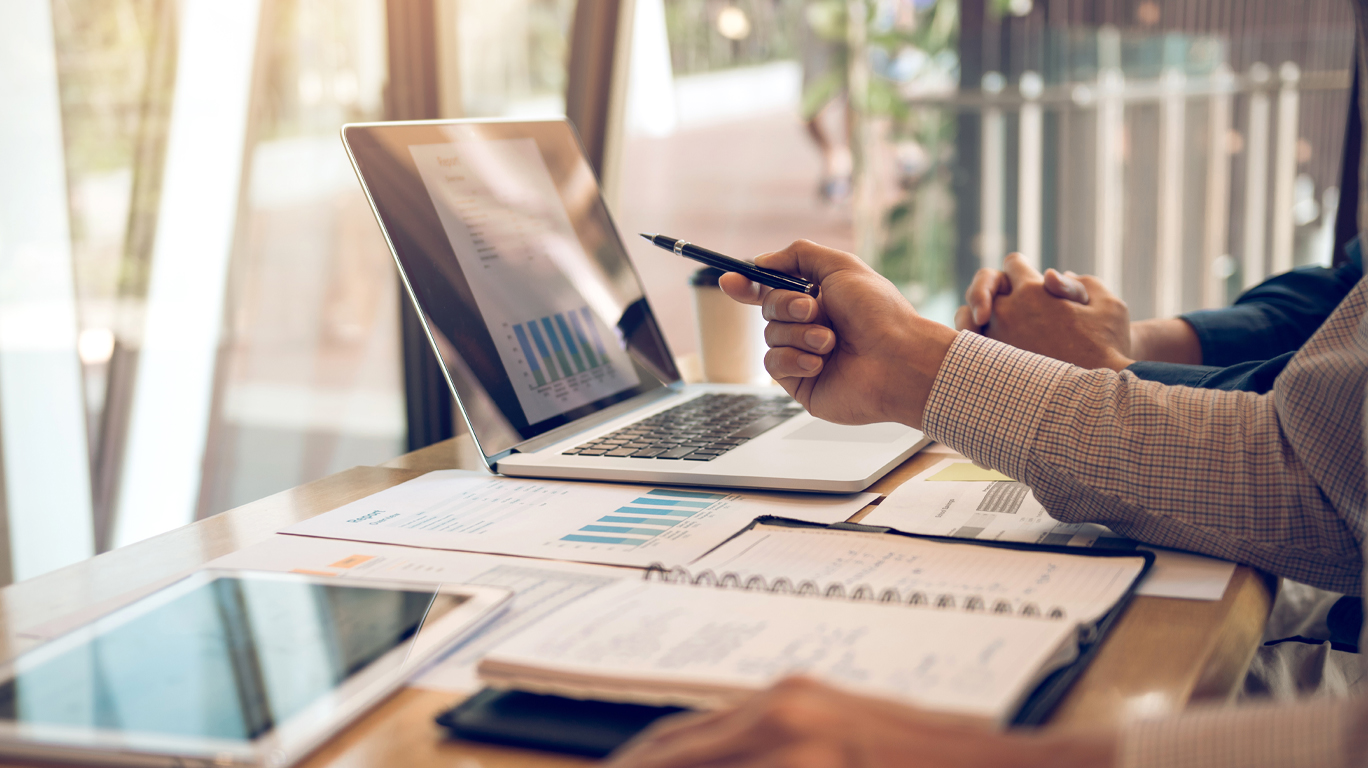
[{"xmin": 644, "ymin": 563, "xmax": 1066, "ymax": 620}]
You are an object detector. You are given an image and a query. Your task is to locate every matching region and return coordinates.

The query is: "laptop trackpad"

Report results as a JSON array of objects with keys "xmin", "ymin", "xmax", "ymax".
[{"xmin": 783, "ymin": 421, "xmax": 908, "ymax": 443}]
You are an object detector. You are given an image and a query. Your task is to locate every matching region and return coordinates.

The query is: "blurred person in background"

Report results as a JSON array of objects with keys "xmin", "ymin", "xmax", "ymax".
[{"xmin": 800, "ymin": 0, "xmax": 852, "ymax": 201}]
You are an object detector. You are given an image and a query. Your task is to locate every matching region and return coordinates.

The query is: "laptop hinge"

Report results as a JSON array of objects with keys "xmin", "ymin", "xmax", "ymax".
[{"xmin": 504, "ymin": 385, "xmax": 683, "ymax": 457}]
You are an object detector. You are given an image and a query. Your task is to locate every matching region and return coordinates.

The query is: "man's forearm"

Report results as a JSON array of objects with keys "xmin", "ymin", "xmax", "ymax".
[
  {"xmin": 1130, "ymin": 318, "xmax": 1202, "ymax": 364},
  {"xmin": 922, "ymin": 331, "xmax": 1363, "ymax": 594}
]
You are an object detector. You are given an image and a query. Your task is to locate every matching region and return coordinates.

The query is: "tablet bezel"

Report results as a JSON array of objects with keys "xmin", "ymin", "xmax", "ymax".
[{"xmin": 0, "ymin": 569, "xmax": 511, "ymax": 767}]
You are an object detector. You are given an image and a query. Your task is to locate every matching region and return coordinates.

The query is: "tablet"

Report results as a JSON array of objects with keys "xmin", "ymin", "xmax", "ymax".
[{"xmin": 0, "ymin": 569, "xmax": 511, "ymax": 767}]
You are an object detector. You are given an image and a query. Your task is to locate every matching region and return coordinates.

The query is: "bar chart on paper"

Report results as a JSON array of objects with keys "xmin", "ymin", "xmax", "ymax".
[
  {"xmin": 509, "ymin": 306, "xmax": 612, "ymax": 389},
  {"xmin": 283, "ymin": 471, "xmax": 875, "ymax": 567},
  {"xmin": 561, "ymin": 488, "xmax": 726, "ymax": 547},
  {"xmin": 864, "ymin": 459, "xmax": 1134, "ymax": 549}
]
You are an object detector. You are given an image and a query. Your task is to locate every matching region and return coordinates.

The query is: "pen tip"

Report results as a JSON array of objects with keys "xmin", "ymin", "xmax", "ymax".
[{"xmin": 639, "ymin": 233, "xmax": 655, "ymax": 241}]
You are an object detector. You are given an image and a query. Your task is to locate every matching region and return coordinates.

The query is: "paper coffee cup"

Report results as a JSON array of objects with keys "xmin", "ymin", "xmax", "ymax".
[{"xmin": 690, "ymin": 268, "xmax": 770, "ymax": 385}]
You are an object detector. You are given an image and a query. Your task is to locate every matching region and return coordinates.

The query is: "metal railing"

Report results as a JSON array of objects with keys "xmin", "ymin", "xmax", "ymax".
[
  {"xmin": 927, "ymin": 57, "xmax": 1350, "ymax": 315},
  {"xmin": 849, "ymin": 5, "xmax": 1354, "ymax": 321}
]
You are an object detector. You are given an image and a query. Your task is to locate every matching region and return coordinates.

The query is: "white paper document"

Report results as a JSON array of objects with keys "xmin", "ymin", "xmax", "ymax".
[
  {"xmin": 206, "ymin": 535, "xmax": 631, "ymax": 693},
  {"xmin": 861, "ymin": 458, "xmax": 1236, "ymax": 600},
  {"xmin": 282, "ymin": 470, "xmax": 876, "ymax": 568},
  {"xmin": 686, "ymin": 524, "xmax": 1144, "ymax": 623},
  {"xmin": 479, "ymin": 580, "xmax": 1081, "ymax": 721}
]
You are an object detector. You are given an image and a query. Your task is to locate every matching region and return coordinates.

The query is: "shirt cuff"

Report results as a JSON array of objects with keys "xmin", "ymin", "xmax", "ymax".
[
  {"xmin": 1180, "ymin": 307, "xmax": 1280, "ymax": 366},
  {"xmin": 921, "ymin": 331, "xmax": 1071, "ymax": 483},
  {"xmin": 1125, "ymin": 360, "xmax": 1224, "ymax": 388},
  {"xmin": 1120, "ymin": 698, "xmax": 1348, "ymax": 768}
]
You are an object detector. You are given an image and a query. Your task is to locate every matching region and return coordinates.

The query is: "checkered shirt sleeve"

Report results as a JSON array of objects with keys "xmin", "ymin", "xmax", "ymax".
[
  {"xmin": 923, "ymin": 283, "xmax": 1367, "ymax": 595},
  {"xmin": 1119, "ymin": 698, "xmax": 1354, "ymax": 768},
  {"xmin": 921, "ymin": 277, "xmax": 1368, "ymax": 766}
]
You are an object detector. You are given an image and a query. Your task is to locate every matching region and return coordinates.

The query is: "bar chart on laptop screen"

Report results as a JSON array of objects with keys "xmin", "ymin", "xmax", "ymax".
[
  {"xmin": 408, "ymin": 138, "xmax": 641, "ymax": 424},
  {"xmin": 508, "ymin": 306, "xmax": 613, "ymax": 389},
  {"xmin": 560, "ymin": 488, "xmax": 726, "ymax": 547}
]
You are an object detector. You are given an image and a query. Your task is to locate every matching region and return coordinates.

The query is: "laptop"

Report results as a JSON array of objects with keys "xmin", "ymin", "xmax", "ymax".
[{"xmin": 341, "ymin": 118, "xmax": 927, "ymax": 493}]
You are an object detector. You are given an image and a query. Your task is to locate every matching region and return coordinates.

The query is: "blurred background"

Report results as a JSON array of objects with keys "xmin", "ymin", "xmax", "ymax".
[{"xmin": 0, "ymin": 0, "xmax": 1354, "ymax": 584}]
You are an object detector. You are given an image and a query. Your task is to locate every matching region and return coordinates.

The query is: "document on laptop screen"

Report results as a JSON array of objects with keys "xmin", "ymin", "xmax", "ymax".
[{"xmin": 409, "ymin": 138, "xmax": 641, "ymax": 425}]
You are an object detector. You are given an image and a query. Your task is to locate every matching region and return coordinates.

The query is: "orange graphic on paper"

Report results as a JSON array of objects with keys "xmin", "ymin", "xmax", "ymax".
[
  {"xmin": 329, "ymin": 554, "xmax": 376, "ymax": 569},
  {"xmin": 290, "ymin": 568, "xmax": 339, "ymax": 577}
]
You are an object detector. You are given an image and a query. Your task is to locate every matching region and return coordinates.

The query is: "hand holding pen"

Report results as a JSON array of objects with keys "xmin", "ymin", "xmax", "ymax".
[
  {"xmin": 640, "ymin": 234, "xmax": 820, "ymax": 297},
  {"xmin": 670, "ymin": 238, "xmax": 952, "ymax": 429}
]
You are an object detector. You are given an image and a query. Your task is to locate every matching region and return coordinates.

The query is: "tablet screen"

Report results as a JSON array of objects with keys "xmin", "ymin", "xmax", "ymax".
[{"xmin": 0, "ymin": 574, "xmax": 457, "ymax": 741}]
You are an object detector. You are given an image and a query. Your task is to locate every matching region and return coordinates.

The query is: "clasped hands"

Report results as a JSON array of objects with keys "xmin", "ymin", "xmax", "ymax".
[{"xmin": 952, "ymin": 254, "xmax": 1136, "ymax": 371}]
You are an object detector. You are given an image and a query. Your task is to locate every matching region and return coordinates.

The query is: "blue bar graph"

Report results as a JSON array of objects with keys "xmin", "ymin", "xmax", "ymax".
[
  {"xmin": 580, "ymin": 307, "xmax": 608, "ymax": 356},
  {"xmin": 540, "ymin": 318, "xmax": 575, "ymax": 377},
  {"xmin": 557, "ymin": 488, "xmax": 719, "ymax": 547},
  {"xmin": 599, "ymin": 515, "xmax": 681, "ymax": 526},
  {"xmin": 512, "ymin": 307, "xmax": 616, "ymax": 390},
  {"xmin": 526, "ymin": 323, "xmax": 559, "ymax": 382},
  {"xmin": 613, "ymin": 505, "xmax": 695, "ymax": 517},
  {"xmin": 562, "ymin": 535, "xmax": 640, "ymax": 545},
  {"xmin": 647, "ymin": 489, "xmax": 725, "ymax": 500},
  {"xmin": 512, "ymin": 325, "xmax": 545, "ymax": 387},
  {"xmin": 568, "ymin": 312, "xmax": 599, "ymax": 367},
  {"xmin": 625, "ymin": 498, "xmax": 711, "ymax": 508},
  {"xmin": 554, "ymin": 314, "xmax": 586, "ymax": 372},
  {"xmin": 580, "ymin": 525, "xmax": 666, "ymax": 536}
]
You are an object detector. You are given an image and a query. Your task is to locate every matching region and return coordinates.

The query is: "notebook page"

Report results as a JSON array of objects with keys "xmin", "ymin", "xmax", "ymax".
[
  {"xmin": 684, "ymin": 525, "xmax": 1145, "ymax": 622},
  {"xmin": 479, "ymin": 580, "xmax": 1080, "ymax": 722}
]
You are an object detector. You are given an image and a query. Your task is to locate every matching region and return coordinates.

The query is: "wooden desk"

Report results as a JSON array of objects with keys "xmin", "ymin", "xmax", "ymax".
[{"xmin": 0, "ymin": 439, "xmax": 1272, "ymax": 767}]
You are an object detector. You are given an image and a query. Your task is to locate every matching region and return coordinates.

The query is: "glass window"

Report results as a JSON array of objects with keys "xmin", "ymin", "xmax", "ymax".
[
  {"xmin": 10, "ymin": 0, "xmax": 403, "ymax": 562},
  {"xmin": 4, "ymin": 0, "xmax": 596, "ymax": 571},
  {"xmin": 450, "ymin": 0, "xmax": 579, "ymax": 118},
  {"xmin": 196, "ymin": 0, "xmax": 399, "ymax": 517},
  {"xmin": 614, "ymin": 0, "xmax": 1355, "ymax": 355},
  {"xmin": 882, "ymin": 1, "xmax": 1354, "ymax": 319},
  {"xmin": 615, "ymin": 0, "xmax": 839, "ymax": 362}
]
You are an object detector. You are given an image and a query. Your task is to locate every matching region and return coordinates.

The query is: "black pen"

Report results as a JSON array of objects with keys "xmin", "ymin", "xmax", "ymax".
[{"xmin": 639, "ymin": 233, "xmax": 819, "ymax": 297}]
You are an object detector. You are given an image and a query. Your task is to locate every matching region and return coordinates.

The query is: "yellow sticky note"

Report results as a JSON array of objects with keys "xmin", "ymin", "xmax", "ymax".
[{"xmin": 925, "ymin": 462, "xmax": 1014, "ymax": 482}]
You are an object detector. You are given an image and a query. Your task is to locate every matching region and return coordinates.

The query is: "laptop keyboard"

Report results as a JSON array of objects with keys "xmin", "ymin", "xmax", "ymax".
[{"xmin": 562, "ymin": 393, "xmax": 803, "ymax": 462}]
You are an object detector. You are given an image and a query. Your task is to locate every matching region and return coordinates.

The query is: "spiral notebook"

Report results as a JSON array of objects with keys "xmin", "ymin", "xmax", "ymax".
[
  {"xmin": 678, "ymin": 522, "xmax": 1146, "ymax": 623},
  {"xmin": 478, "ymin": 524, "xmax": 1151, "ymax": 724}
]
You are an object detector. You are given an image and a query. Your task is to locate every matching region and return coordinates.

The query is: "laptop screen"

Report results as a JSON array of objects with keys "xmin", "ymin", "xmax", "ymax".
[{"xmin": 343, "ymin": 120, "xmax": 677, "ymax": 455}]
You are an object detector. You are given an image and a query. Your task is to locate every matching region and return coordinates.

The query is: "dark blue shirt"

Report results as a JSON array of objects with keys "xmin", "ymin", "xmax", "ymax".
[{"xmin": 1126, "ymin": 241, "xmax": 1364, "ymax": 393}]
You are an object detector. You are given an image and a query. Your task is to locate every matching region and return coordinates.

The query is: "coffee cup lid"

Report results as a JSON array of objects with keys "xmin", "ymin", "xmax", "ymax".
[{"xmin": 689, "ymin": 266, "xmax": 725, "ymax": 287}]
